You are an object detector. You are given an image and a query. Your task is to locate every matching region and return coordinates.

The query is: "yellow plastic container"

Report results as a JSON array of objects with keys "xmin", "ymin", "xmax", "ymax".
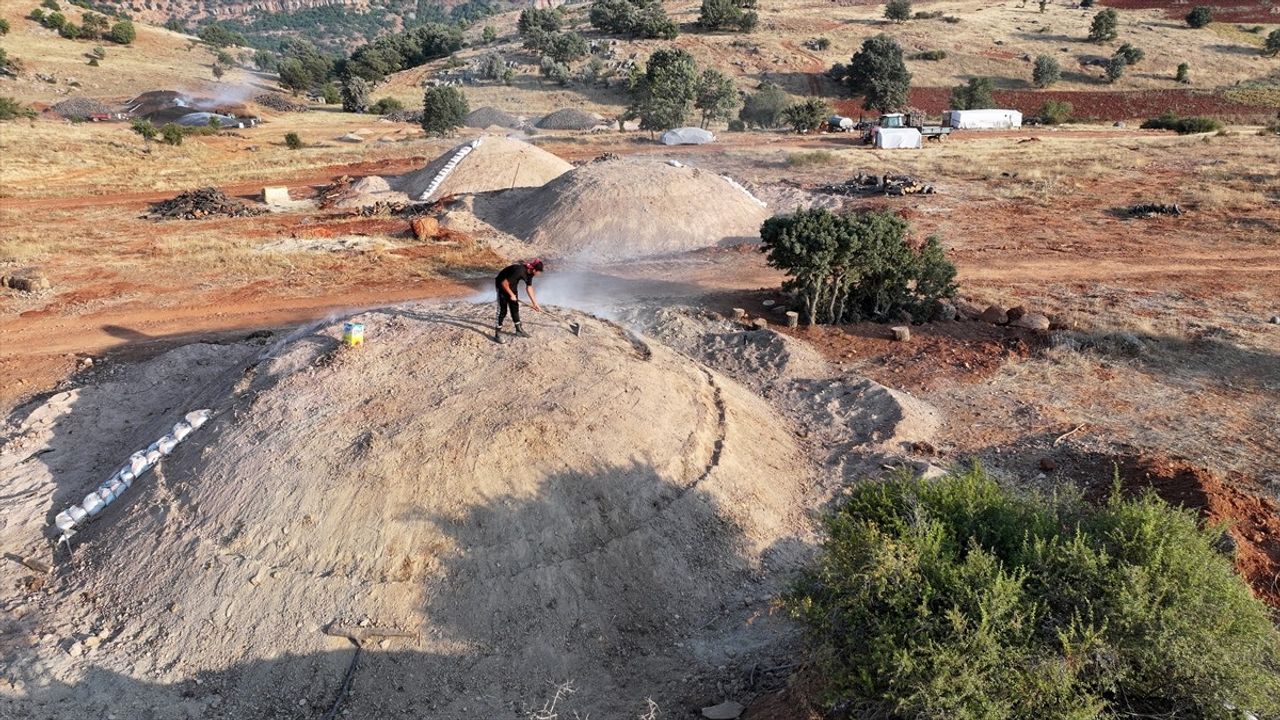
[{"xmin": 342, "ymin": 322, "xmax": 364, "ymax": 347}]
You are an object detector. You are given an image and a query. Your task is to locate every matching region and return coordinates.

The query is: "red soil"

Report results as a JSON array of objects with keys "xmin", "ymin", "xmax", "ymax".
[
  {"xmin": 834, "ymin": 88, "xmax": 1274, "ymax": 121},
  {"xmin": 1102, "ymin": 0, "xmax": 1280, "ymax": 23}
]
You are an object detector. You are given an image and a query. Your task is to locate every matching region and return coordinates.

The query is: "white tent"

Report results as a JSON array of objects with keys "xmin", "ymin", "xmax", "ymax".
[
  {"xmin": 945, "ymin": 109, "xmax": 1022, "ymax": 129},
  {"xmin": 659, "ymin": 127, "xmax": 715, "ymax": 145},
  {"xmin": 873, "ymin": 127, "xmax": 923, "ymax": 149}
]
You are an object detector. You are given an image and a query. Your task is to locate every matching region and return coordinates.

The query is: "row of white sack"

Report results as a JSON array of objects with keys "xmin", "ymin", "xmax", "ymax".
[{"xmin": 54, "ymin": 409, "xmax": 212, "ymax": 539}]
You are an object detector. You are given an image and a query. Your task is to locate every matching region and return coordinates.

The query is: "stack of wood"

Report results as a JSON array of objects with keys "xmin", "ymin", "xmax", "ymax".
[
  {"xmin": 817, "ymin": 173, "xmax": 935, "ymax": 197},
  {"xmin": 143, "ymin": 187, "xmax": 265, "ymax": 220}
]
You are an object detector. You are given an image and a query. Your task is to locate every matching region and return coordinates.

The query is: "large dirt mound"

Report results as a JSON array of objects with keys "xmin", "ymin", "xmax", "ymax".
[
  {"xmin": 474, "ymin": 159, "xmax": 772, "ymax": 261},
  {"xmin": 394, "ymin": 136, "xmax": 572, "ymax": 201},
  {"xmin": 20, "ymin": 303, "xmax": 816, "ymax": 718}
]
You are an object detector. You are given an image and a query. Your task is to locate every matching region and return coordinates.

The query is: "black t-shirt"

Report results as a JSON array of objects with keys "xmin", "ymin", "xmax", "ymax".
[{"xmin": 495, "ymin": 263, "xmax": 533, "ymax": 293}]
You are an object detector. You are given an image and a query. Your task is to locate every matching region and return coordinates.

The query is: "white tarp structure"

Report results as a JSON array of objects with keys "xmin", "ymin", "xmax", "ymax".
[
  {"xmin": 873, "ymin": 127, "xmax": 923, "ymax": 149},
  {"xmin": 945, "ymin": 109, "xmax": 1023, "ymax": 129},
  {"xmin": 659, "ymin": 127, "xmax": 715, "ymax": 145}
]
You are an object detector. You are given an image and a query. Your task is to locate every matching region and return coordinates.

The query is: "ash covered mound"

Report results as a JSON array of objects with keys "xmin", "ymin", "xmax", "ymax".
[
  {"xmin": 395, "ymin": 136, "xmax": 572, "ymax": 201},
  {"xmin": 59, "ymin": 303, "xmax": 815, "ymax": 717},
  {"xmin": 474, "ymin": 159, "xmax": 771, "ymax": 261}
]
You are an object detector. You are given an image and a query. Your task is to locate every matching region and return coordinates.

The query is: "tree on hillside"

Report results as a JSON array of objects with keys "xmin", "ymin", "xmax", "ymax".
[
  {"xmin": 1115, "ymin": 43, "xmax": 1144, "ymax": 65},
  {"xmin": 108, "ymin": 20, "xmax": 136, "ymax": 45},
  {"xmin": 212, "ymin": 63, "xmax": 226, "ymax": 80},
  {"xmin": 590, "ymin": 0, "xmax": 678, "ymax": 39},
  {"xmin": 345, "ymin": 23, "xmax": 463, "ymax": 82},
  {"xmin": 694, "ymin": 68, "xmax": 739, "ymax": 127},
  {"xmin": 518, "ymin": 7, "xmax": 561, "ymax": 35},
  {"xmin": 1263, "ymin": 29, "xmax": 1280, "ymax": 56},
  {"xmin": 834, "ymin": 34, "xmax": 911, "ymax": 112},
  {"xmin": 0, "ymin": 18, "xmax": 9, "ymax": 36},
  {"xmin": 629, "ymin": 47, "xmax": 698, "ymax": 132},
  {"xmin": 1032, "ymin": 54, "xmax": 1060, "ymax": 88},
  {"xmin": 697, "ymin": 0, "xmax": 758, "ymax": 33},
  {"xmin": 884, "ymin": 0, "xmax": 911, "ymax": 22},
  {"xmin": 198, "ymin": 23, "xmax": 246, "ymax": 48},
  {"xmin": 1175, "ymin": 62, "xmax": 1190, "ymax": 82},
  {"xmin": 1088, "ymin": 8, "xmax": 1118, "ymax": 42},
  {"xmin": 341, "ymin": 75, "xmax": 371, "ymax": 112},
  {"xmin": 546, "ymin": 32, "xmax": 589, "ymax": 63},
  {"xmin": 482, "ymin": 25, "xmax": 497, "ymax": 43},
  {"xmin": 781, "ymin": 97, "xmax": 830, "ymax": 133},
  {"xmin": 1186, "ymin": 6, "xmax": 1212, "ymax": 28},
  {"xmin": 738, "ymin": 82, "xmax": 789, "ymax": 128},
  {"xmin": 81, "ymin": 12, "xmax": 109, "ymax": 40},
  {"xmin": 422, "ymin": 85, "xmax": 468, "ymax": 135},
  {"xmin": 950, "ymin": 76, "xmax": 994, "ymax": 110},
  {"xmin": 1105, "ymin": 55, "xmax": 1125, "ymax": 82}
]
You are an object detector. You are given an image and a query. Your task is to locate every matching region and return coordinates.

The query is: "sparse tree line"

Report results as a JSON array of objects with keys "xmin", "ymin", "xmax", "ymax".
[{"xmin": 26, "ymin": 0, "xmax": 135, "ymax": 44}]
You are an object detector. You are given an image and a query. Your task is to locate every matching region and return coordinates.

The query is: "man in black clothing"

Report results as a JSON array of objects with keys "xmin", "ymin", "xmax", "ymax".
[{"xmin": 494, "ymin": 259, "xmax": 544, "ymax": 343}]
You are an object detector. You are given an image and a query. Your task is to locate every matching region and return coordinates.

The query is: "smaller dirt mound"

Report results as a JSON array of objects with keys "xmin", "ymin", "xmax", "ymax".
[
  {"xmin": 475, "ymin": 159, "xmax": 770, "ymax": 261},
  {"xmin": 144, "ymin": 187, "xmax": 264, "ymax": 220},
  {"xmin": 535, "ymin": 108, "xmax": 603, "ymax": 130},
  {"xmin": 253, "ymin": 93, "xmax": 309, "ymax": 113},
  {"xmin": 464, "ymin": 106, "xmax": 521, "ymax": 128},
  {"xmin": 50, "ymin": 97, "xmax": 115, "ymax": 119},
  {"xmin": 394, "ymin": 136, "xmax": 572, "ymax": 201}
]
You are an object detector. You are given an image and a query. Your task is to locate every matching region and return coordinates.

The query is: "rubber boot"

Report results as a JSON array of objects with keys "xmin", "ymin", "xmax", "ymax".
[
  {"xmin": 493, "ymin": 326, "xmax": 504, "ymax": 344},
  {"xmin": 515, "ymin": 323, "xmax": 530, "ymax": 338}
]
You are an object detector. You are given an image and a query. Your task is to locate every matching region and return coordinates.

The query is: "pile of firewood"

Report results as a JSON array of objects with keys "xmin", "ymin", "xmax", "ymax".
[
  {"xmin": 144, "ymin": 187, "xmax": 265, "ymax": 220},
  {"xmin": 817, "ymin": 173, "xmax": 935, "ymax": 197}
]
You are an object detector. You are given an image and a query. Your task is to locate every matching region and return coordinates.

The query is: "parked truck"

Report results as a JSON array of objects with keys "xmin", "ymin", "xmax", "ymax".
[{"xmin": 861, "ymin": 112, "xmax": 953, "ymax": 144}]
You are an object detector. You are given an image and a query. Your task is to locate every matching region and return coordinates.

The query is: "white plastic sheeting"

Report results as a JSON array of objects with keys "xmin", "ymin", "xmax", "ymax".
[
  {"xmin": 873, "ymin": 127, "xmax": 923, "ymax": 149},
  {"xmin": 417, "ymin": 138, "xmax": 482, "ymax": 201},
  {"xmin": 54, "ymin": 409, "xmax": 212, "ymax": 542},
  {"xmin": 720, "ymin": 175, "xmax": 767, "ymax": 208},
  {"xmin": 945, "ymin": 109, "xmax": 1022, "ymax": 129},
  {"xmin": 659, "ymin": 127, "xmax": 715, "ymax": 145}
]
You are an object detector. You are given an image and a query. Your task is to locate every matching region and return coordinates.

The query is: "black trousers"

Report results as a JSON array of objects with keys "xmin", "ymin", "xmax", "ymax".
[{"xmin": 495, "ymin": 290, "xmax": 521, "ymax": 327}]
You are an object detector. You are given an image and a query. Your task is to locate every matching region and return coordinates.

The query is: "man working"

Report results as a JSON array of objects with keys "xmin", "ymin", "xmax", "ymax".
[{"xmin": 493, "ymin": 259, "xmax": 543, "ymax": 344}]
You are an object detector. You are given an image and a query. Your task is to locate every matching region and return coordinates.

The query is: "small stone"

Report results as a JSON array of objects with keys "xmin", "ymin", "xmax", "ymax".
[
  {"xmin": 701, "ymin": 700, "xmax": 745, "ymax": 719},
  {"xmin": 731, "ymin": 308, "xmax": 746, "ymax": 320},
  {"xmin": 1039, "ymin": 457, "xmax": 1057, "ymax": 472},
  {"xmin": 751, "ymin": 317, "xmax": 769, "ymax": 331},
  {"xmin": 67, "ymin": 641, "xmax": 83, "ymax": 657},
  {"xmin": 891, "ymin": 326, "xmax": 911, "ymax": 342},
  {"xmin": 761, "ymin": 299, "xmax": 775, "ymax": 307},
  {"xmin": 1014, "ymin": 312, "xmax": 1051, "ymax": 331},
  {"xmin": 979, "ymin": 305, "xmax": 1008, "ymax": 325},
  {"xmin": 938, "ymin": 302, "xmax": 958, "ymax": 321},
  {"xmin": 83, "ymin": 636, "xmax": 102, "ymax": 649},
  {"xmin": 1006, "ymin": 306, "xmax": 1026, "ymax": 322},
  {"xmin": 379, "ymin": 639, "xmax": 390, "ymax": 649},
  {"xmin": 1270, "ymin": 316, "xmax": 1280, "ymax": 325}
]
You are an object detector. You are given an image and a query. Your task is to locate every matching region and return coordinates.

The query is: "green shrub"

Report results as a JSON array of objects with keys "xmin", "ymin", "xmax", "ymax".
[
  {"xmin": 1115, "ymin": 42, "xmax": 1145, "ymax": 65},
  {"xmin": 0, "ymin": 97, "xmax": 37, "ymax": 121},
  {"xmin": 738, "ymin": 82, "xmax": 790, "ymax": 128},
  {"xmin": 1032, "ymin": 54, "xmax": 1061, "ymax": 87},
  {"xmin": 321, "ymin": 83, "xmax": 341, "ymax": 105},
  {"xmin": 727, "ymin": 118, "xmax": 746, "ymax": 131},
  {"xmin": 760, "ymin": 208, "xmax": 956, "ymax": 324},
  {"xmin": 87, "ymin": 57, "xmax": 99, "ymax": 66},
  {"xmin": 284, "ymin": 132, "xmax": 303, "ymax": 149},
  {"xmin": 1266, "ymin": 28, "xmax": 1280, "ymax": 57},
  {"xmin": 913, "ymin": 10, "xmax": 943, "ymax": 19},
  {"xmin": 1176, "ymin": 62, "xmax": 1190, "ymax": 83},
  {"xmin": 482, "ymin": 25, "xmax": 497, "ymax": 43},
  {"xmin": 369, "ymin": 97, "xmax": 404, "ymax": 114},
  {"xmin": 908, "ymin": 49, "xmax": 947, "ymax": 61},
  {"xmin": 1039, "ymin": 99, "xmax": 1073, "ymax": 124},
  {"xmin": 590, "ymin": 0, "xmax": 678, "ymax": 39},
  {"xmin": 160, "ymin": 123, "xmax": 184, "ymax": 145},
  {"xmin": 697, "ymin": 0, "xmax": 758, "ymax": 33},
  {"xmin": 1140, "ymin": 112, "xmax": 1223, "ymax": 133},
  {"xmin": 0, "ymin": 18, "xmax": 10, "ymax": 35},
  {"xmin": 786, "ymin": 466, "xmax": 1280, "ymax": 719},
  {"xmin": 951, "ymin": 76, "xmax": 994, "ymax": 110},
  {"xmin": 41, "ymin": 0, "xmax": 60, "ymax": 10},
  {"xmin": 1186, "ymin": 6, "xmax": 1212, "ymax": 28},
  {"xmin": 781, "ymin": 97, "xmax": 830, "ymax": 133}
]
